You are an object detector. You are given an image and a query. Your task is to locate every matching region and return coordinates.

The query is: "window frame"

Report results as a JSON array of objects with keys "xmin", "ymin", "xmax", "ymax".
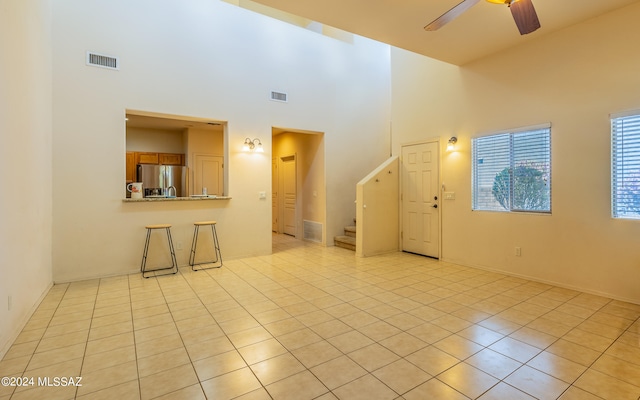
[
  {"xmin": 471, "ymin": 123, "xmax": 552, "ymax": 214},
  {"xmin": 611, "ymin": 110, "xmax": 640, "ymax": 220}
]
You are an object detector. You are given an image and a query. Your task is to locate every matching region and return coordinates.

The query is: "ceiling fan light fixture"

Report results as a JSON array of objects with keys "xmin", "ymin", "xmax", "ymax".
[
  {"xmin": 425, "ymin": 0, "xmax": 539, "ymax": 35},
  {"xmin": 510, "ymin": 0, "xmax": 541, "ymax": 34}
]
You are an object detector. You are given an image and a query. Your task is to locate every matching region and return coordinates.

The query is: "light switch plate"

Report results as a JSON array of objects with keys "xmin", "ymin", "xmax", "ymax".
[
  {"xmin": 259, "ymin": 191, "xmax": 266, "ymax": 199},
  {"xmin": 444, "ymin": 192, "xmax": 456, "ymax": 200}
]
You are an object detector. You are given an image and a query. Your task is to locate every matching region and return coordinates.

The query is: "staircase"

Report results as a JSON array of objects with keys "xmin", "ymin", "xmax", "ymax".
[{"xmin": 334, "ymin": 222, "xmax": 356, "ymax": 251}]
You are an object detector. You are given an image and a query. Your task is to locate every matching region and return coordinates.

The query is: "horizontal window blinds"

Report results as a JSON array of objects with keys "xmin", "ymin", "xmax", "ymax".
[
  {"xmin": 472, "ymin": 134, "xmax": 510, "ymax": 211},
  {"xmin": 612, "ymin": 113, "xmax": 640, "ymax": 219},
  {"xmin": 512, "ymin": 129, "xmax": 551, "ymax": 211},
  {"xmin": 472, "ymin": 127, "xmax": 551, "ymax": 212}
]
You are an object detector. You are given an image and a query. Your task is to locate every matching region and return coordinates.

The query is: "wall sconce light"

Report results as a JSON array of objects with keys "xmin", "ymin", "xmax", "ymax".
[
  {"xmin": 243, "ymin": 138, "xmax": 264, "ymax": 152},
  {"xmin": 447, "ymin": 137, "xmax": 458, "ymax": 151}
]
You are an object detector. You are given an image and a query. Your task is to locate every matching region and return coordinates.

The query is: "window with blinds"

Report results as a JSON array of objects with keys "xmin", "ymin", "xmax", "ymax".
[
  {"xmin": 472, "ymin": 125, "xmax": 551, "ymax": 212},
  {"xmin": 612, "ymin": 112, "xmax": 640, "ymax": 219}
]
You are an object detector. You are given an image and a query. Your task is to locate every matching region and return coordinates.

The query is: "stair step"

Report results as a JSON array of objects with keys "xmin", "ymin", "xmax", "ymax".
[
  {"xmin": 344, "ymin": 226, "xmax": 356, "ymax": 238},
  {"xmin": 334, "ymin": 235, "xmax": 356, "ymax": 251}
]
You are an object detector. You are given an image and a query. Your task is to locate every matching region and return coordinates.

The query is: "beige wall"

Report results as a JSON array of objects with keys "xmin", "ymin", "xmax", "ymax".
[
  {"xmin": 391, "ymin": 2, "xmax": 640, "ymax": 303},
  {"xmin": 186, "ymin": 128, "xmax": 224, "ymax": 158},
  {"xmin": 51, "ymin": 0, "xmax": 390, "ymax": 281},
  {"xmin": 356, "ymin": 157, "xmax": 399, "ymax": 257},
  {"xmin": 126, "ymin": 128, "xmax": 186, "ymax": 153},
  {"xmin": 0, "ymin": 0, "xmax": 53, "ymax": 356}
]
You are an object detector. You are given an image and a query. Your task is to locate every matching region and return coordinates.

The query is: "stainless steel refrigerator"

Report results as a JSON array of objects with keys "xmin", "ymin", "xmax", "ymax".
[{"xmin": 137, "ymin": 164, "xmax": 188, "ymax": 197}]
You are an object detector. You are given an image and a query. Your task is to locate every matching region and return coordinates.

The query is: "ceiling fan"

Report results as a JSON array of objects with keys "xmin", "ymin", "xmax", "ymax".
[{"xmin": 425, "ymin": 0, "xmax": 541, "ymax": 35}]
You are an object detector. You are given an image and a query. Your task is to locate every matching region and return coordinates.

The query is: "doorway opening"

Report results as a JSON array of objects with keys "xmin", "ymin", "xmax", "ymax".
[{"xmin": 272, "ymin": 127, "xmax": 325, "ymax": 245}]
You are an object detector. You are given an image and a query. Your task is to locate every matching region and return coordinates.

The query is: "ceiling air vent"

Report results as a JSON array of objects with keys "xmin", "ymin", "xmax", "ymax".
[
  {"xmin": 86, "ymin": 51, "xmax": 119, "ymax": 70},
  {"xmin": 270, "ymin": 91, "xmax": 288, "ymax": 103}
]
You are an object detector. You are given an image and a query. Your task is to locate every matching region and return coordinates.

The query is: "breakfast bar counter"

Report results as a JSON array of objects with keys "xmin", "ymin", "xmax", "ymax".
[{"xmin": 123, "ymin": 196, "xmax": 231, "ymax": 203}]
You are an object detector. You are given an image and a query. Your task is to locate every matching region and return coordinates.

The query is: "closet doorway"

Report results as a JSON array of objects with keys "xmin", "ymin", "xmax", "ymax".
[
  {"xmin": 273, "ymin": 155, "xmax": 297, "ymax": 236},
  {"xmin": 271, "ymin": 128, "xmax": 325, "ymax": 244}
]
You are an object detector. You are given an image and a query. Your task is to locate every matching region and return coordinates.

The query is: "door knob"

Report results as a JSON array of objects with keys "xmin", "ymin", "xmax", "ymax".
[{"xmin": 432, "ymin": 204, "xmax": 438, "ymax": 209}]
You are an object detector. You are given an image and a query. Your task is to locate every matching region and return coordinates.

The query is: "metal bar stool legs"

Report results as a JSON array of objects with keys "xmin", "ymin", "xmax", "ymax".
[
  {"xmin": 189, "ymin": 221, "xmax": 223, "ymax": 271},
  {"xmin": 141, "ymin": 224, "xmax": 178, "ymax": 278}
]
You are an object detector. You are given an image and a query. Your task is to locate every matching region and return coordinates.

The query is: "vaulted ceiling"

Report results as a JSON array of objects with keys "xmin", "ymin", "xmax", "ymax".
[{"xmin": 249, "ymin": 0, "xmax": 640, "ymax": 65}]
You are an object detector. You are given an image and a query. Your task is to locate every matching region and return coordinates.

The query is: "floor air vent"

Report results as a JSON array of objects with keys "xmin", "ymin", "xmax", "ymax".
[
  {"xmin": 270, "ymin": 91, "xmax": 288, "ymax": 103},
  {"xmin": 86, "ymin": 51, "xmax": 119, "ymax": 70},
  {"xmin": 303, "ymin": 220, "xmax": 322, "ymax": 243}
]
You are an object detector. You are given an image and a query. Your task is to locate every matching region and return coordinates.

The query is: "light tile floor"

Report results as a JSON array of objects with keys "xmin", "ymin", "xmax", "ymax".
[{"xmin": 1, "ymin": 234, "xmax": 640, "ymax": 400}]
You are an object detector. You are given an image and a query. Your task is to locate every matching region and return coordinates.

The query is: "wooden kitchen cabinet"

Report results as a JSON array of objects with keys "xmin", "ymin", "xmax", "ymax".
[
  {"xmin": 135, "ymin": 152, "xmax": 160, "ymax": 165},
  {"xmin": 159, "ymin": 153, "xmax": 184, "ymax": 165},
  {"xmin": 133, "ymin": 152, "xmax": 184, "ymax": 166},
  {"xmin": 126, "ymin": 152, "xmax": 136, "ymax": 183}
]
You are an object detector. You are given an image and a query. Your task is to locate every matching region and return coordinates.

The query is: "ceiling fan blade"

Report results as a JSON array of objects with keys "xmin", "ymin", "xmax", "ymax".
[
  {"xmin": 424, "ymin": 0, "xmax": 480, "ymax": 31},
  {"xmin": 510, "ymin": 0, "xmax": 541, "ymax": 35}
]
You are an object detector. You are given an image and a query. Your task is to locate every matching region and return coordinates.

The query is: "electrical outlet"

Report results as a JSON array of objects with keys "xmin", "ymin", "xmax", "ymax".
[
  {"xmin": 515, "ymin": 247, "xmax": 521, "ymax": 257},
  {"xmin": 176, "ymin": 242, "xmax": 183, "ymax": 251}
]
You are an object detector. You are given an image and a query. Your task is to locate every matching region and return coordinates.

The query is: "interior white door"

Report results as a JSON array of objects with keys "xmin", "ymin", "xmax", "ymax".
[
  {"xmin": 272, "ymin": 157, "xmax": 279, "ymax": 232},
  {"xmin": 281, "ymin": 155, "xmax": 297, "ymax": 236},
  {"xmin": 402, "ymin": 142, "xmax": 440, "ymax": 258},
  {"xmin": 193, "ymin": 154, "xmax": 223, "ymax": 195}
]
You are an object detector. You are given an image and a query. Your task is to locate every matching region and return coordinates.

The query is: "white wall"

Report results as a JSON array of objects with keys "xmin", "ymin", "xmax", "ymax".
[
  {"xmin": 0, "ymin": 0, "xmax": 53, "ymax": 356},
  {"xmin": 391, "ymin": 2, "xmax": 640, "ymax": 303},
  {"xmin": 51, "ymin": 0, "xmax": 391, "ymax": 281}
]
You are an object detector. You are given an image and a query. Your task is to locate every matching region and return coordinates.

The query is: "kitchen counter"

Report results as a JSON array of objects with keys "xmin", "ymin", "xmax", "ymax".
[{"xmin": 123, "ymin": 196, "xmax": 231, "ymax": 202}]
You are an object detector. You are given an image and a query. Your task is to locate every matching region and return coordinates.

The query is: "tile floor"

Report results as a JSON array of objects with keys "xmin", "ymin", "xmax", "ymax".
[{"xmin": 1, "ymin": 234, "xmax": 640, "ymax": 400}]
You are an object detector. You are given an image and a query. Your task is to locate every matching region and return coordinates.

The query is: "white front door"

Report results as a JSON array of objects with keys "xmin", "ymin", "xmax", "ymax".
[{"xmin": 402, "ymin": 142, "xmax": 440, "ymax": 258}]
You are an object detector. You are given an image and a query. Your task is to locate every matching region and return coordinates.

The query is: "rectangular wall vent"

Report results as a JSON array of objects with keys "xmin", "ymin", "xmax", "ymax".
[
  {"xmin": 303, "ymin": 220, "xmax": 323, "ymax": 243},
  {"xmin": 86, "ymin": 51, "xmax": 119, "ymax": 70},
  {"xmin": 270, "ymin": 91, "xmax": 288, "ymax": 103}
]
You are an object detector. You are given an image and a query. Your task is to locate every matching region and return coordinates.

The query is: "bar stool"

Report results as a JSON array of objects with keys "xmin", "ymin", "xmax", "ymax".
[
  {"xmin": 140, "ymin": 224, "xmax": 178, "ymax": 278},
  {"xmin": 189, "ymin": 221, "xmax": 223, "ymax": 271}
]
